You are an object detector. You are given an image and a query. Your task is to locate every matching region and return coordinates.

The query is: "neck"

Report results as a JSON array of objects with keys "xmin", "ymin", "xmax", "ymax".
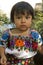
[{"xmin": 17, "ymin": 28, "xmax": 31, "ymax": 36}]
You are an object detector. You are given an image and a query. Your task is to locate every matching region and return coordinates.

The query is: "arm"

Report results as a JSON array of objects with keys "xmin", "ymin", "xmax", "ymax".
[
  {"xmin": 0, "ymin": 30, "xmax": 9, "ymax": 65},
  {"xmin": 37, "ymin": 44, "xmax": 43, "ymax": 54},
  {"xmin": 0, "ymin": 46, "xmax": 5, "ymax": 56},
  {"xmin": 0, "ymin": 46, "xmax": 7, "ymax": 65}
]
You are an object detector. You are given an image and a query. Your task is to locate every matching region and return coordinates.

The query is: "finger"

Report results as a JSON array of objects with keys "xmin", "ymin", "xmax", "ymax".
[
  {"xmin": 1, "ymin": 61, "xmax": 7, "ymax": 65},
  {"xmin": 1, "ymin": 59, "xmax": 7, "ymax": 65}
]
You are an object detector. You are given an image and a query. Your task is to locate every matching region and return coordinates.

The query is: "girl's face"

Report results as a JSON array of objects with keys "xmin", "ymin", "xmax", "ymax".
[{"xmin": 14, "ymin": 13, "xmax": 32, "ymax": 31}]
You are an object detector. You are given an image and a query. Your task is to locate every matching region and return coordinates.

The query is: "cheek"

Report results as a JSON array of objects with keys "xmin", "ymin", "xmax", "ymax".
[
  {"xmin": 15, "ymin": 21, "xmax": 21, "ymax": 28},
  {"xmin": 27, "ymin": 23, "xmax": 31, "ymax": 27},
  {"xmin": 27, "ymin": 21, "xmax": 32, "ymax": 27}
]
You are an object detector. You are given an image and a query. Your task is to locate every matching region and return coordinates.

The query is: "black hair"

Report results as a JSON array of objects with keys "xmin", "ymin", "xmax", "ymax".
[{"xmin": 10, "ymin": 1, "xmax": 35, "ymax": 22}]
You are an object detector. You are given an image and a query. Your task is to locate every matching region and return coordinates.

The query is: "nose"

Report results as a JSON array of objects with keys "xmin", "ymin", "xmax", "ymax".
[{"xmin": 21, "ymin": 17, "xmax": 26, "ymax": 23}]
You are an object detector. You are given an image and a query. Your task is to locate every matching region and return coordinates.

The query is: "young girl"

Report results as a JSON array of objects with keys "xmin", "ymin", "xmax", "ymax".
[{"xmin": 0, "ymin": 1, "xmax": 42, "ymax": 65}]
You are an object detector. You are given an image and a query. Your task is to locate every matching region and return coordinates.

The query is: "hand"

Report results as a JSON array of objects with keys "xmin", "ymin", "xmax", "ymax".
[{"xmin": 1, "ymin": 55, "xmax": 7, "ymax": 65}]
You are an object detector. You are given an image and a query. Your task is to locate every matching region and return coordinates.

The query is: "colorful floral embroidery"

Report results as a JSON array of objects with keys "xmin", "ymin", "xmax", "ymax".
[
  {"xmin": 1, "ymin": 30, "xmax": 42, "ymax": 52},
  {"xmin": 15, "ymin": 39, "xmax": 24, "ymax": 47},
  {"xmin": 7, "ymin": 35, "xmax": 38, "ymax": 51}
]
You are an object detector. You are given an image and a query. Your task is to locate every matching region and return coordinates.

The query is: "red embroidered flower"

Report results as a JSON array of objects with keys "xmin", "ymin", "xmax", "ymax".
[{"xmin": 32, "ymin": 42, "xmax": 38, "ymax": 51}]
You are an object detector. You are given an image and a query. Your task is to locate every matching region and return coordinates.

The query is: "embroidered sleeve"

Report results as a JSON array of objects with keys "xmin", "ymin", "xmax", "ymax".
[
  {"xmin": 31, "ymin": 30, "xmax": 42, "ymax": 46},
  {"xmin": 0, "ymin": 30, "xmax": 10, "ymax": 47}
]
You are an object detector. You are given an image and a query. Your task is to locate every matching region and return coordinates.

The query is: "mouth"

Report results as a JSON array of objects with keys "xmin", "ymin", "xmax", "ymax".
[{"xmin": 20, "ymin": 25, "xmax": 26, "ymax": 27}]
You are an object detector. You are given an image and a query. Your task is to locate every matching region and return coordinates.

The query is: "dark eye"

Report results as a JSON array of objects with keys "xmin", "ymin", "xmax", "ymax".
[
  {"xmin": 17, "ymin": 16, "xmax": 21, "ymax": 19},
  {"xmin": 26, "ymin": 16, "xmax": 30, "ymax": 19}
]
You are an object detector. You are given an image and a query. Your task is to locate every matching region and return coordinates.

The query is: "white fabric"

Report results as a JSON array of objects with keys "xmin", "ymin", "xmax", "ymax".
[{"xmin": 5, "ymin": 48, "xmax": 37, "ymax": 59}]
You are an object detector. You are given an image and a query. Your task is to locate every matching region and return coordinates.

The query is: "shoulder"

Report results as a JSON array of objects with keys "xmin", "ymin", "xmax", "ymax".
[
  {"xmin": 2, "ymin": 29, "xmax": 10, "ymax": 36},
  {"xmin": 31, "ymin": 29, "xmax": 42, "ymax": 45},
  {"xmin": 31, "ymin": 30, "xmax": 39, "ymax": 39},
  {"xmin": 1, "ymin": 29, "xmax": 10, "ymax": 40},
  {"xmin": 2, "ymin": 28, "xmax": 19, "ymax": 37},
  {"xmin": 10, "ymin": 28, "xmax": 19, "ymax": 33},
  {"xmin": 10, "ymin": 28, "xmax": 21, "ymax": 36}
]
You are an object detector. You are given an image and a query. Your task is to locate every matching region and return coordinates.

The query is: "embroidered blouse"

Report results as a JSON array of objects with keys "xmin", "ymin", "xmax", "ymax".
[{"xmin": 0, "ymin": 29, "xmax": 42, "ymax": 59}]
